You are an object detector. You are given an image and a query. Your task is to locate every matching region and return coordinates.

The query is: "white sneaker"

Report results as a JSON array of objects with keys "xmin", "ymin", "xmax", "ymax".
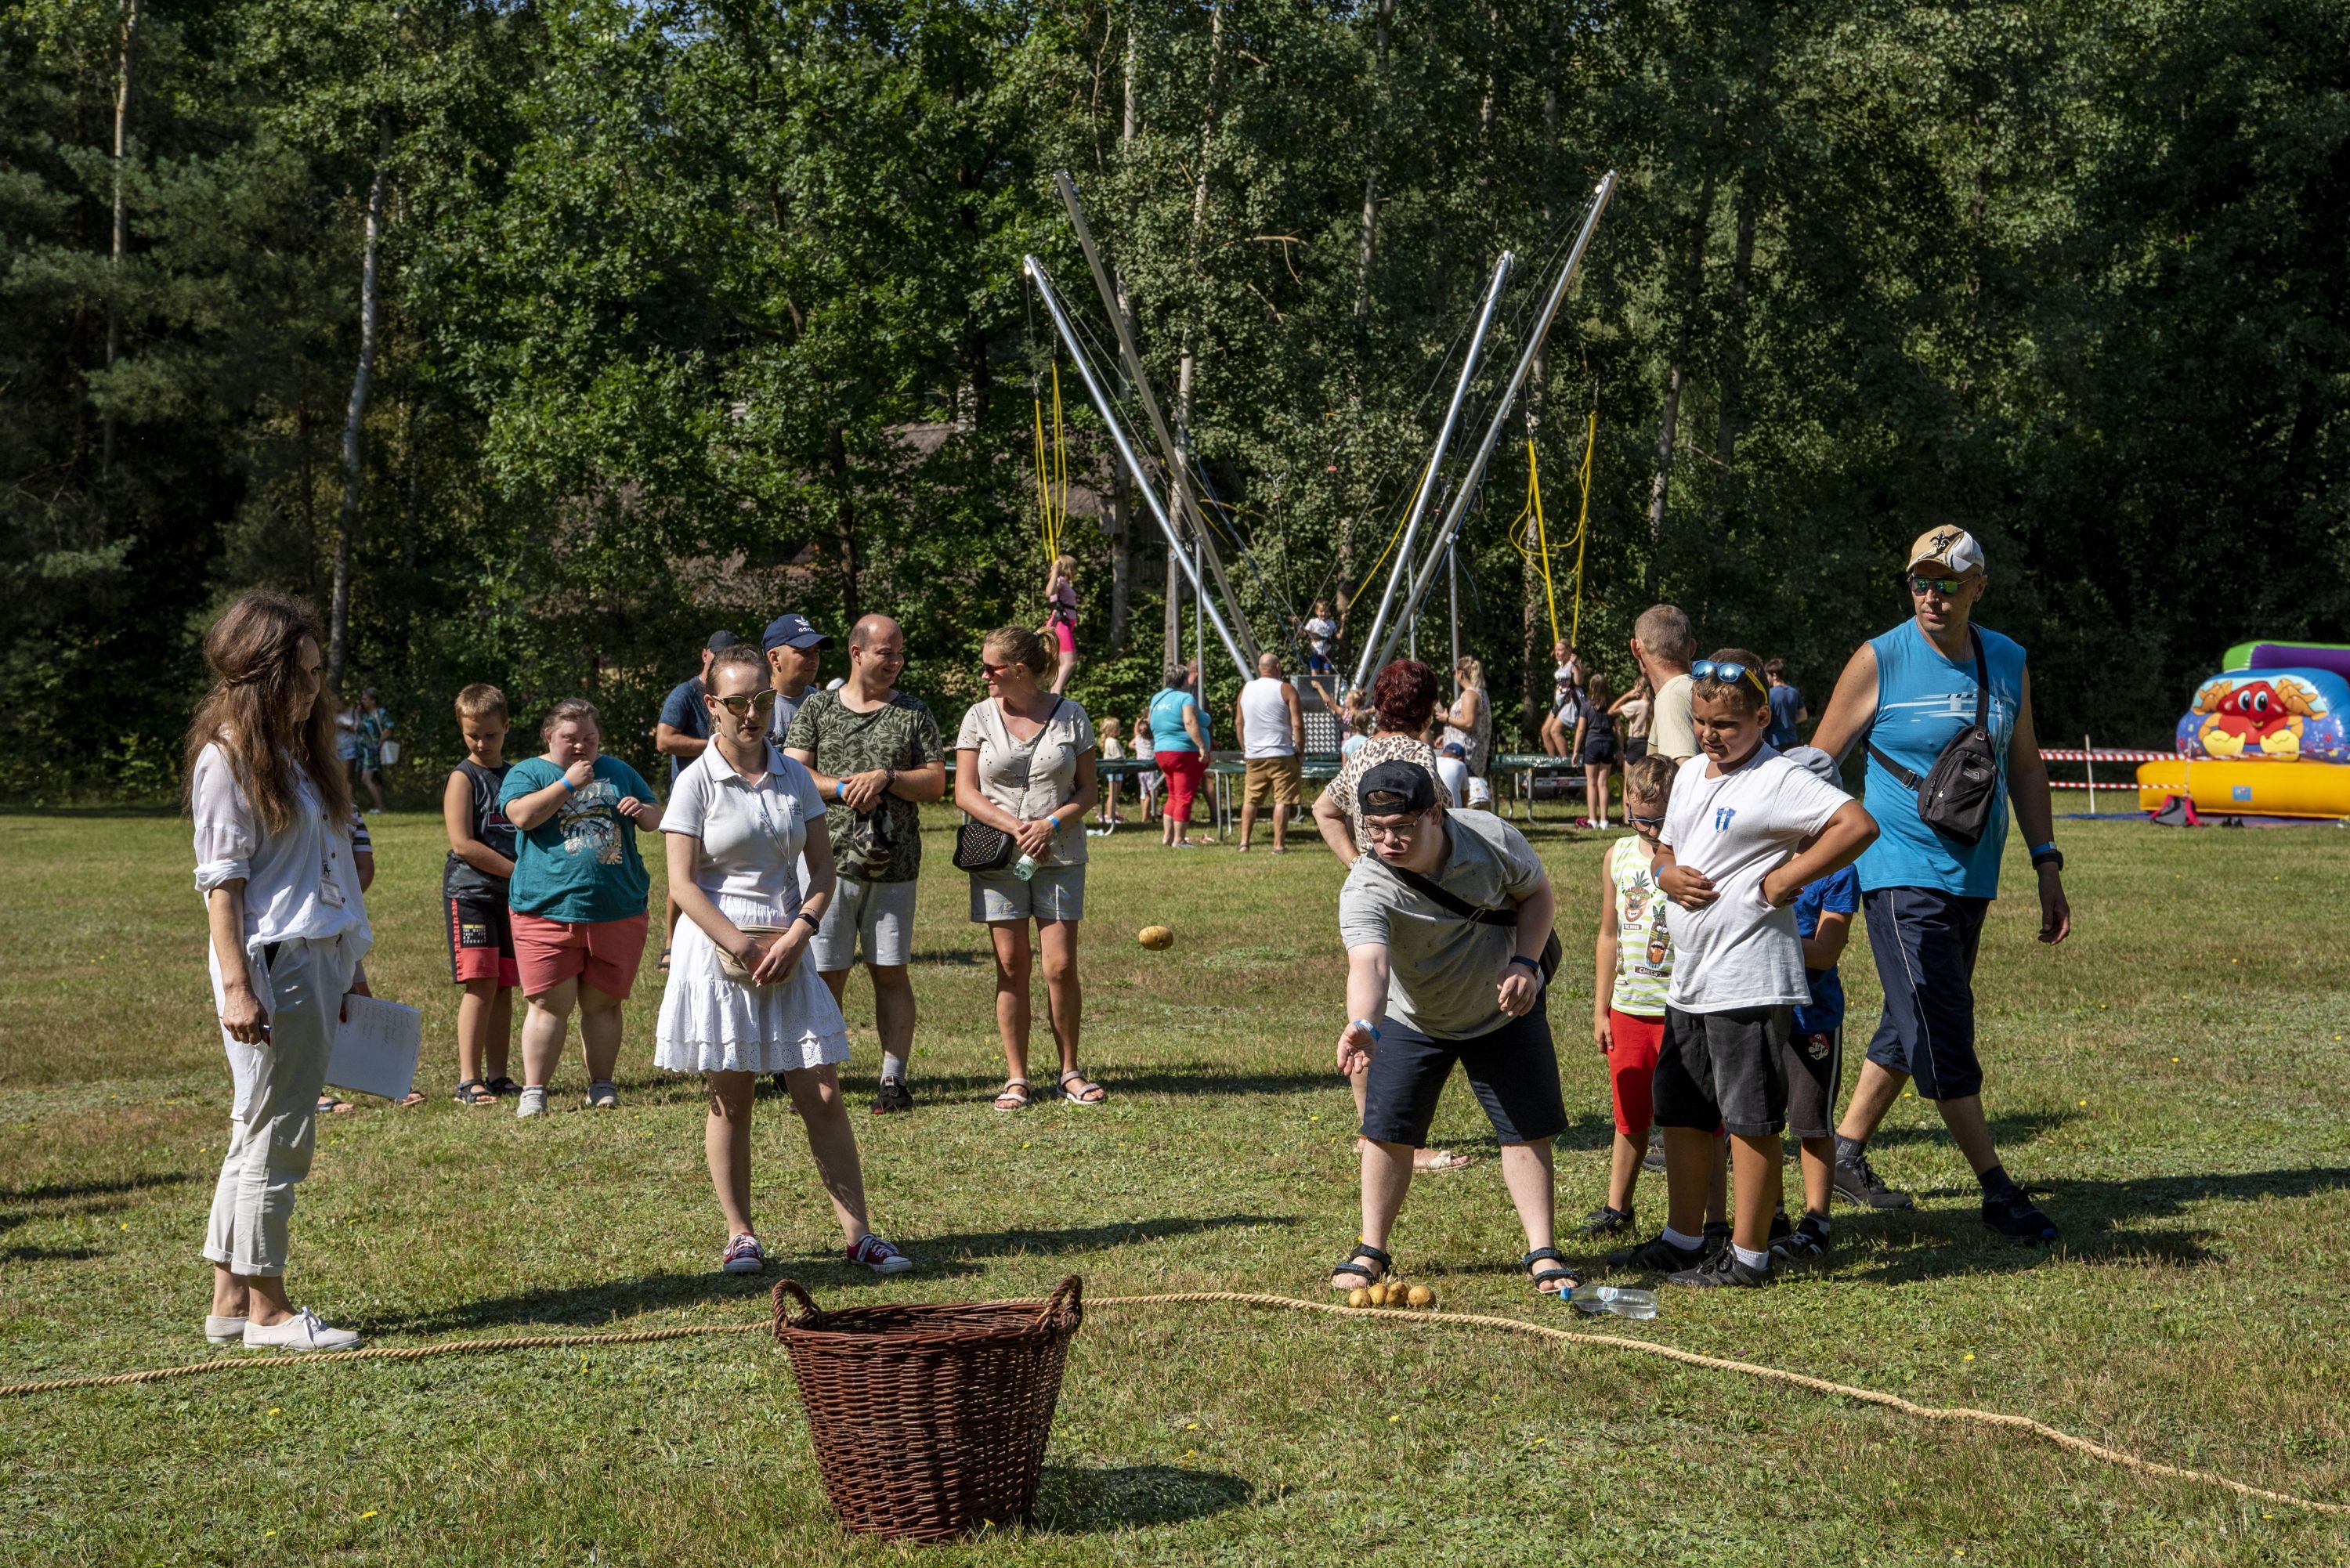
[
  {"xmin": 516, "ymin": 1086, "xmax": 548, "ymax": 1118},
  {"xmin": 584, "ymin": 1079, "xmax": 618, "ymax": 1110},
  {"xmin": 242, "ymin": 1306, "xmax": 361, "ymax": 1352},
  {"xmin": 204, "ymin": 1314, "xmax": 247, "ymax": 1345}
]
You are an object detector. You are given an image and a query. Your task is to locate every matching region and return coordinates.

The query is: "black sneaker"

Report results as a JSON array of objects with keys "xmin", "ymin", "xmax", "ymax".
[
  {"xmin": 1833, "ymin": 1150, "xmax": 1914, "ymax": 1210},
  {"xmin": 1666, "ymin": 1249, "xmax": 1773, "ymax": 1288},
  {"xmin": 1640, "ymin": 1141, "xmax": 1666, "ymax": 1174},
  {"xmin": 1773, "ymin": 1212, "xmax": 1832, "ymax": 1266},
  {"xmin": 769, "ymin": 1071, "xmax": 790, "ymax": 1097},
  {"xmin": 872, "ymin": 1078, "xmax": 914, "ymax": 1115},
  {"xmin": 1604, "ymin": 1233, "xmax": 1706, "ymax": 1273},
  {"xmin": 1982, "ymin": 1190, "xmax": 2059, "ymax": 1244},
  {"xmin": 1701, "ymin": 1219, "xmax": 1734, "ymax": 1259},
  {"xmin": 1574, "ymin": 1205, "xmax": 1636, "ymax": 1241},
  {"xmin": 1768, "ymin": 1208, "xmax": 1793, "ymax": 1245}
]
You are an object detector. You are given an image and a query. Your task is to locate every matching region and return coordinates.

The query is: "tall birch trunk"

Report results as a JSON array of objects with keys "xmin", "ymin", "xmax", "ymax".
[
  {"xmin": 327, "ymin": 150, "xmax": 388, "ymax": 692},
  {"xmin": 1708, "ymin": 34, "xmax": 1773, "ymax": 532},
  {"xmin": 1643, "ymin": 107, "xmax": 1725, "ymax": 597},
  {"xmin": 1352, "ymin": 0, "xmax": 1391, "ymax": 320},
  {"xmin": 100, "ymin": 0, "xmax": 139, "ymax": 480},
  {"xmin": 1167, "ymin": 3, "xmax": 1224, "ymax": 671}
]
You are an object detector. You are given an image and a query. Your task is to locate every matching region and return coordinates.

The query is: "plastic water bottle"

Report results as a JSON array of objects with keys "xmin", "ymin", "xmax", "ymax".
[
  {"xmin": 1011, "ymin": 852, "xmax": 1038, "ymax": 882},
  {"xmin": 1565, "ymin": 1283, "xmax": 1658, "ymax": 1320}
]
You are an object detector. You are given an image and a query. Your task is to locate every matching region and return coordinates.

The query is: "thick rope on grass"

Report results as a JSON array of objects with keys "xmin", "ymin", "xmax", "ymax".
[{"xmin": 4, "ymin": 1291, "xmax": 2341, "ymax": 1519}]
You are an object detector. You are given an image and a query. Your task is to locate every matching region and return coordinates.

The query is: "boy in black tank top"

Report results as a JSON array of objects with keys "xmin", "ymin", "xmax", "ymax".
[{"xmin": 444, "ymin": 685, "xmax": 520, "ymax": 1104}]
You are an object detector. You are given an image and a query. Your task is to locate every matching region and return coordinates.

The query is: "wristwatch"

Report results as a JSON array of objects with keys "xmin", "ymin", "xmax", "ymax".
[{"xmin": 794, "ymin": 909, "xmax": 822, "ymax": 932}]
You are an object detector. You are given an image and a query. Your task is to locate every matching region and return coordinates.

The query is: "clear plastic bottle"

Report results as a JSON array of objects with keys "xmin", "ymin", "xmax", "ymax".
[
  {"xmin": 1565, "ymin": 1284, "xmax": 1658, "ymax": 1320},
  {"xmin": 1011, "ymin": 852, "xmax": 1038, "ymax": 882}
]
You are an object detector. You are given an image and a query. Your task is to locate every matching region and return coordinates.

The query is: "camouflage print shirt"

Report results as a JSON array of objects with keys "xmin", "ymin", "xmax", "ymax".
[{"xmin": 783, "ymin": 688, "xmax": 944, "ymax": 883}]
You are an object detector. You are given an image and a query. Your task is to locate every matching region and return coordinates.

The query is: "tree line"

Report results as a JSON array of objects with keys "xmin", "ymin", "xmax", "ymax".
[{"xmin": 5, "ymin": 0, "xmax": 2345, "ymax": 799}]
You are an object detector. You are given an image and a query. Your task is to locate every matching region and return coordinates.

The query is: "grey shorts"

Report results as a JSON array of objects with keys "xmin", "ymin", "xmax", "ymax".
[
  {"xmin": 1655, "ymin": 1004, "xmax": 1793, "ymax": 1139},
  {"xmin": 968, "ymin": 863, "xmax": 1085, "ymax": 924},
  {"xmin": 812, "ymin": 876, "xmax": 917, "ymax": 971},
  {"xmin": 1784, "ymin": 1024, "xmax": 1842, "ymax": 1140}
]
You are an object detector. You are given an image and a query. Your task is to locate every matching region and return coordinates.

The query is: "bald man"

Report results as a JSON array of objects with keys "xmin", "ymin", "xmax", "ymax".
[
  {"xmin": 783, "ymin": 615, "xmax": 946, "ymax": 1112},
  {"xmin": 1236, "ymin": 650, "xmax": 1306, "ymax": 852}
]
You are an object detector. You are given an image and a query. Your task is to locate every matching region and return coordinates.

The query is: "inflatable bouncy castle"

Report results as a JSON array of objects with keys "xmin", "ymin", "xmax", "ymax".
[{"xmin": 2137, "ymin": 642, "xmax": 2350, "ymax": 818}]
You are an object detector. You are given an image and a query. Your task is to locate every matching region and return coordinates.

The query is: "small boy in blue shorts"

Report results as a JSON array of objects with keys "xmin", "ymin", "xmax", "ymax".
[{"xmin": 1773, "ymin": 746, "xmax": 1861, "ymax": 1264}]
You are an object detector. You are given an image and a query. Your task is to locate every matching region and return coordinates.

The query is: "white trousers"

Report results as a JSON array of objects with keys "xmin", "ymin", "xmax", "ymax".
[{"xmin": 202, "ymin": 936, "xmax": 352, "ymax": 1277}]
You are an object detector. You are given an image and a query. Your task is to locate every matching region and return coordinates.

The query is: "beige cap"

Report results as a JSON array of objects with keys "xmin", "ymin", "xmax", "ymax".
[{"xmin": 1907, "ymin": 526, "xmax": 1985, "ymax": 576}]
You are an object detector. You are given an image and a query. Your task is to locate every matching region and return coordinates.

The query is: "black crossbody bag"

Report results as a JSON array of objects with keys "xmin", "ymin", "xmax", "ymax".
[
  {"xmin": 953, "ymin": 698, "xmax": 1067, "ymax": 873},
  {"xmin": 1385, "ymin": 862, "xmax": 1563, "ymax": 983},
  {"xmin": 1865, "ymin": 625, "xmax": 2001, "ymax": 847}
]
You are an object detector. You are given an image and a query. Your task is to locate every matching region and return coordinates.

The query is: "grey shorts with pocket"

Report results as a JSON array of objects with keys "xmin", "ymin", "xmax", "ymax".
[
  {"xmin": 968, "ymin": 863, "xmax": 1085, "ymax": 924},
  {"xmin": 812, "ymin": 876, "xmax": 917, "ymax": 970}
]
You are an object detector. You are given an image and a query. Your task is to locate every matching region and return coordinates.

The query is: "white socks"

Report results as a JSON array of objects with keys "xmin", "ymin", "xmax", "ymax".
[
  {"xmin": 881, "ymin": 1052, "xmax": 907, "ymax": 1084},
  {"xmin": 1661, "ymin": 1225, "xmax": 1705, "ymax": 1252},
  {"xmin": 1733, "ymin": 1243, "xmax": 1773, "ymax": 1270}
]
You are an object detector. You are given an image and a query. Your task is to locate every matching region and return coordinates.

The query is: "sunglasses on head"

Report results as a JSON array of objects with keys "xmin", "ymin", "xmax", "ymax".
[
  {"xmin": 1909, "ymin": 574, "xmax": 1965, "ymax": 597},
  {"xmin": 1690, "ymin": 659, "xmax": 1768, "ymax": 697},
  {"xmin": 713, "ymin": 688, "xmax": 779, "ymax": 718}
]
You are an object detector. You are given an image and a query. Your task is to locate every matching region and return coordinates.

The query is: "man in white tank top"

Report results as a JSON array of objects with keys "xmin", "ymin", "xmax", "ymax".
[{"xmin": 1236, "ymin": 651, "xmax": 1305, "ymax": 852}]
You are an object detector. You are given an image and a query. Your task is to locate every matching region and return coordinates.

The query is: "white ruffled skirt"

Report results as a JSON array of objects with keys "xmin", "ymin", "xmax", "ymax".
[{"xmin": 654, "ymin": 891, "xmax": 851, "ymax": 1075}]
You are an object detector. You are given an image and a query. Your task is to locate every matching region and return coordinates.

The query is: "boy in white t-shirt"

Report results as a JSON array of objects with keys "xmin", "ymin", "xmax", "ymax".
[{"xmin": 1612, "ymin": 647, "xmax": 1876, "ymax": 1288}]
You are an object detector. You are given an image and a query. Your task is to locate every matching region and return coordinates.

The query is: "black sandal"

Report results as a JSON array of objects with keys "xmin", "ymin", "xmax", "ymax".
[
  {"xmin": 454, "ymin": 1078, "xmax": 497, "ymax": 1106},
  {"xmin": 1329, "ymin": 1241, "xmax": 1393, "ymax": 1293},
  {"xmin": 486, "ymin": 1076, "xmax": 519, "ymax": 1097},
  {"xmin": 1522, "ymin": 1246, "xmax": 1579, "ymax": 1297}
]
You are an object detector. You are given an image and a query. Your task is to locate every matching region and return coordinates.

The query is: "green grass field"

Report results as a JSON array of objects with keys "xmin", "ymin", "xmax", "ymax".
[{"xmin": 3, "ymin": 800, "xmax": 2347, "ymax": 1566}]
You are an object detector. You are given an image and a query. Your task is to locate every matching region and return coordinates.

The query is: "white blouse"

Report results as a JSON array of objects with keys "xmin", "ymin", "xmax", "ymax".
[
  {"xmin": 190, "ymin": 742, "xmax": 372, "ymax": 959},
  {"xmin": 661, "ymin": 742, "xmax": 828, "ymax": 910},
  {"xmin": 956, "ymin": 696, "xmax": 1096, "ymax": 868}
]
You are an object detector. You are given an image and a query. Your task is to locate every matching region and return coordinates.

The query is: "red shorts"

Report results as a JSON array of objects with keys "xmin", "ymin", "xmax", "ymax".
[
  {"xmin": 1607, "ymin": 1009, "xmax": 1666, "ymax": 1136},
  {"xmin": 1156, "ymin": 750, "xmax": 1206, "ymax": 822},
  {"xmin": 446, "ymin": 895, "xmax": 521, "ymax": 988},
  {"xmin": 511, "ymin": 909, "xmax": 650, "ymax": 1000}
]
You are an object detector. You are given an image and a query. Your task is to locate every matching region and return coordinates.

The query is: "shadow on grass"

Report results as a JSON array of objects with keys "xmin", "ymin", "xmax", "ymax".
[
  {"xmin": 1, "ymin": 1172, "xmax": 193, "ymax": 1239},
  {"xmin": 0, "ymin": 1172, "xmax": 193, "ymax": 1205},
  {"xmin": 1831, "ymin": 1165, "xmax": 2350, "ymax": 1282},
  {"xmin": 382, "ymin": 1213, "xmax": 1294, "ymax": 1333},
  {"xmin": 1864, "ymin": 1108, "xmax": 2081, "ymax": 1151},
  {"xmin": 1032, "ymin": 1462, "xmax": 1253, "ymax": 1533}
]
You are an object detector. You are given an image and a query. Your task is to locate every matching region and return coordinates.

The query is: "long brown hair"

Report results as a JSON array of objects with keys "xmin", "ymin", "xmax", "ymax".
[{"xmin": 182, "ymin": 591, "xmax": 349, "ymax": 833}]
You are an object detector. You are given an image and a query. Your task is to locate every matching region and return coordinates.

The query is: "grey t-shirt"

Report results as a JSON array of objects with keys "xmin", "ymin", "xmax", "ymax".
[{"xmin": 1338, "ymin": 809, "xmax": 1549, "ymax": 1039}]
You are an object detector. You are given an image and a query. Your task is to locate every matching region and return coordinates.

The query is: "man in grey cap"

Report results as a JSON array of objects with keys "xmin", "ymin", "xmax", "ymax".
[
  {"xmin": 1325, "ymin": 760, "xmax": 1575, "ymax": 1302},
  {"xmin": 1809, "ymin": 525, "xmax": 2070, "ymax": 1243},
  {"xmin": 761, "ymin": 613, "xmax": 834, "ymax": 742}
]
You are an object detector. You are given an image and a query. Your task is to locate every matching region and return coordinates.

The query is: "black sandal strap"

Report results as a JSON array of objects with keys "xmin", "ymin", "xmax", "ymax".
[
  {"xmin": 1350, "ymin": 1242, "xmax": 1394, "ymax": 1268},
  {"xmin": 1530, "ymin": 1266, "xmax": 1577, "ymax": 1290},
  {"xmin": 1330, "ymin": 1260, "xmax": 1381, "ymax": 1282},
  {"xmin": 1520, "ymin": 1247, "xmax": 1568, "ymax": 1268}
]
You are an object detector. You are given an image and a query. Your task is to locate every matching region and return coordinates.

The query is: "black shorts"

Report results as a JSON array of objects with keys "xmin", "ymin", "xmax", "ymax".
[
  {"xmin": 445, "ymin": 892, "xmax": 519, "ymax": 987},
  {"xmin": 1583, "ymin": 735, "xmax": 1617, "ymax": 768},
  {"xmin": 1862, "ymin": 886, "xmax": 1990, "ymax": 1100},
  {"xmin": 1624, "ymin": 736, "xmax": 1649, "ymax": 763},
  {"xmin": 1361, "ymin": 1003, "xmax": 1567, "ymax": 1148},
  {"xmin": 1655, "ymin": 1004, "xmax": 1792, "ymax": 1138},
  {"xmin": 1784, "ymin": 1024, "xmax": 1842, "ymax": 1140}
]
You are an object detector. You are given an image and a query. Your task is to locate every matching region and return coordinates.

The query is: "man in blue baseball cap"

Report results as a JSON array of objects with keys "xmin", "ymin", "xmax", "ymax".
[{"xmin": 761, "ymin": 614, "xmax": 834, "ymax": 741}]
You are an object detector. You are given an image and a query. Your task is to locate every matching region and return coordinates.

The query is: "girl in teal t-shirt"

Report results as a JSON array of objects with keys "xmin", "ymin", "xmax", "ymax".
[{"xmin": 500, "ymin": 748, "xmax": 660, "ymax": 922}]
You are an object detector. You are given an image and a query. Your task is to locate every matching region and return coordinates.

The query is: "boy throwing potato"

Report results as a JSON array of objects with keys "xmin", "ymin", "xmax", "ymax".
[{"xmin": 1326, "ymin": 762, "xmax": 1575, "ymax": 1301}]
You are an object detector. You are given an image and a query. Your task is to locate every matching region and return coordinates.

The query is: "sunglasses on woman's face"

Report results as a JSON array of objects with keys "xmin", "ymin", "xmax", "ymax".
[
  {"xmin": 713, "ymin": 689, "xmax": 779, "ymax": 718},
  {"xmin": 1690, "ymin": 659, "xmax": 1768, "ymax": 697},
  {"xmin": 982, "ymin": 662, "xmax": 1010, "ymax": 679}
]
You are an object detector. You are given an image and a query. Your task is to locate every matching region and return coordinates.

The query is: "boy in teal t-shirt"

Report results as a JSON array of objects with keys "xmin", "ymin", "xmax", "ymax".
[{"xmin": 499, "ymin": 753, "xmax": 659, "ymax": 922}]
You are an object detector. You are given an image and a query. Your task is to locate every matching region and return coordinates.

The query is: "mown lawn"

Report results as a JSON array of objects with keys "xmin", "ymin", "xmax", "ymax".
[{"xmin": 2, "ymin": 800, "xmax": 2346, "ymax": 1566}]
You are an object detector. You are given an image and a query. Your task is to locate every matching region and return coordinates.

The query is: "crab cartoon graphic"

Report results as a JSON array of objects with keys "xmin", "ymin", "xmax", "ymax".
[{"xmin": 2194, "ymin": 675, "xmax": 2324, "ymax": 758}]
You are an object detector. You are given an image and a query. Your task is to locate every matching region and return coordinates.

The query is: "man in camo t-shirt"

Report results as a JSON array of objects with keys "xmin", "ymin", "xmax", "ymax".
[{"xmin": 783, "ymin": 615, "xmax": 946, "ymax": 1112}]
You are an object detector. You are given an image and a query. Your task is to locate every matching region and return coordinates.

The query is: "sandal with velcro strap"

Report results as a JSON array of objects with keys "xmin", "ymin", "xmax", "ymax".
[
  {"xmin": 1521, "ymin": 1246, "xmax": 1579, "ymax": 1297},
  {"xmin": 1329, "ymin": 1241, "xmax": 1393, "ymax": 1293}
]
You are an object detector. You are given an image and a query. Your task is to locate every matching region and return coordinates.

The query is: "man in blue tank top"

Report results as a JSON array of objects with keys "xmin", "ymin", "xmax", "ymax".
[{"xmin": 1810, "ymin": 527, "xmax": 2072, "ymax": 1243}]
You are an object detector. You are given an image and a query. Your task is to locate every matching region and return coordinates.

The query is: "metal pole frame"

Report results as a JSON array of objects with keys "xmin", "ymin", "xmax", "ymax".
[
  {"xmin": 1025, "ymin": 256, "xmax": 1253, "ymax": 683},
  {"xmin": 1051, "ymin": 171, "xmax": 1260, "ymax": 665},
  {"xmin": 1349, "ymin": 251, "xmax": 1513, "ymax": 692},
  {"xmin": 1371, "ymin": 172, "xmax": 1618, "ymax": 676}
]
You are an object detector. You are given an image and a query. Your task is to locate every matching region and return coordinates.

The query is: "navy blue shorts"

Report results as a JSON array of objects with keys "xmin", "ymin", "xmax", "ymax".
[
  {"xmin": 1862, "ymin": 886, "xmax": 1991, "ymax": 1100},
  {"xmin": 1360, "ymin": 1002, "xmax": 1567, "ymax": 1148}
]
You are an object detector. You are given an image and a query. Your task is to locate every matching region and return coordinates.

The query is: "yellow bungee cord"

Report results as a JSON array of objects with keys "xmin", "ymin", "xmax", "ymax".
[
  {"xmin": 1508, "ymin": 410, "xmax": 1598, "ymax": 651},
  {"xmin": 1032, "ymin": 362, "xmax": 1069, "ymax": 565}
]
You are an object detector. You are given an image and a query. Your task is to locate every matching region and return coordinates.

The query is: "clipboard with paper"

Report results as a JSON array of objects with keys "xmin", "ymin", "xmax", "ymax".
[{"xmin": 328, "ymin": 994, "xmax": 422, "ymax": 1102}]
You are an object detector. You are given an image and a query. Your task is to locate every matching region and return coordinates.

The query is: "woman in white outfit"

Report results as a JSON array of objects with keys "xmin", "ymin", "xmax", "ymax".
[
  {"xmin": 656, "ymin": 645, "xmax": 913, "ymax": 1278},
  {"xmin": 186, "ymin": 591, "xmax": 372, "ymax": 1351}
]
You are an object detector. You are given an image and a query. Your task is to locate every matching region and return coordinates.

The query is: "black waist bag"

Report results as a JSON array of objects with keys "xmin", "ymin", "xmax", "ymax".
[
  {"xmin": 1867, "ymin": 626, "xmax": 2001, "ymax": 847},
  {"xmin": 1386, "ymin": 862, "xmax": 1563, "ymax": 983}
]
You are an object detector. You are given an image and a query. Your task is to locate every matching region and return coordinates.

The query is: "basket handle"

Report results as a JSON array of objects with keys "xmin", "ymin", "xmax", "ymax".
[
  {"xmin": 772, "ymin": 1277, "xmax": 819, "ymax": 1339},
  {"xmin": 1036, "ymin": 1274, "xmax": 1083, "ymax": 1331}
]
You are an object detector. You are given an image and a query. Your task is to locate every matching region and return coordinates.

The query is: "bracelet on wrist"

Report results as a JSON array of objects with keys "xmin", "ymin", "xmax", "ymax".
[
  {"xmin": 1350, "ymin": 1017, "xmax": 1381, "ymax": 1042},
  {"xmin": 1509, "ymin": 955, "xmax": 1541, "ymax": 972},
  {"xmin": 556, "ymin": 775, "xmax": 575, "ymax": 793},
  {"xmin": 794, "ymin": 909, "xmax": 821, "ymax": 931}
]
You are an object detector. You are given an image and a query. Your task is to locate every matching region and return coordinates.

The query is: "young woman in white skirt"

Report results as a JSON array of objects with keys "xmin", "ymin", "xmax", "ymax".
[{"xmin": 657, "ymin": 645, "xmax": 913, "ymax": 1277}]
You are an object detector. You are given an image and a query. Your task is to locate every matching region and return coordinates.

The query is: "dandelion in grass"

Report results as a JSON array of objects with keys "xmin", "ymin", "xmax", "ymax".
[{"xmin": 360, "ymin": 1510, "xmax": 379, "ymax": 1519}]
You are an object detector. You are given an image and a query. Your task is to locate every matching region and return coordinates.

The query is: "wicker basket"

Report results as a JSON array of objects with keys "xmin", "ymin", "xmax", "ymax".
[{"xmin": 770, "ymin": 1275, "xmax": 1083, "ymax": 1541}]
